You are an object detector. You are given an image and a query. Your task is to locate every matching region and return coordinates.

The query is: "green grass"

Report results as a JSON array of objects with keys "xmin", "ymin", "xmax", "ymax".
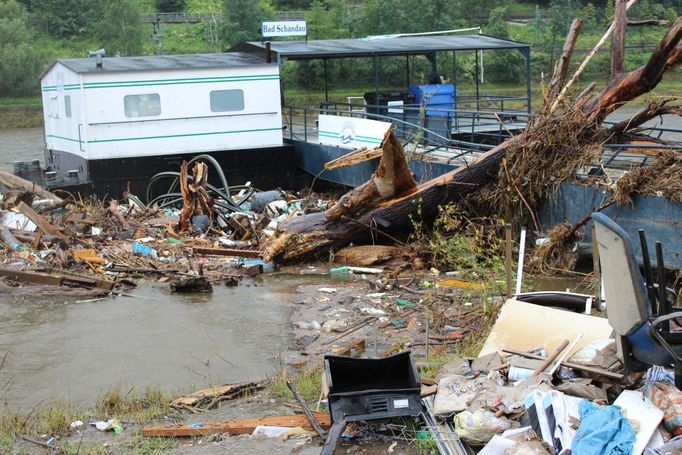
[
  {"xmin": 0, "ymin": 97, "xmax": 41, "ymax": 106},
  {"xmin": 269, "ymin": 365, "xmax": 324, "ymax": 403},
  {"xmin": 95, "ymin": 384, "xmax": 176, "ymax": 423}
]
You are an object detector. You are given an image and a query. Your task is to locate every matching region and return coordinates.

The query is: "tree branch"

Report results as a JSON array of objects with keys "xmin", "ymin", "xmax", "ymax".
[
  {"xmin": 585, "ymin": 17, "xmax": 682, "ymax": 119},
  {"xmin": 611, "ymin": 0, "xmax": 627, "ymax": 76},
  {"xmin": 546, "ymin": 19, "xmax": 583, "ymax": 105},
  {"xmin": 609, "ymin": 99, "xmax": 682, "ymax": 136}
]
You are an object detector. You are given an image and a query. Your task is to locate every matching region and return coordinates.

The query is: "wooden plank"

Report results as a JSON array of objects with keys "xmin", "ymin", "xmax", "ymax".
[
  {"xmin": 193, "ymin": 247, "xmax": 261, "ymax": 258},
  {"xmin": 142, "ymin": 412, "xmax": 332, "ymax": 438},
  {"xmin": 501, "ymin": 348, "xmax": 624, "ymax": 380},
  {"xmin": 0, "ymin": 269, "xmax": 63, "ymax": 286},
  {"xmin": 17, "ymin": 202, "xmax": 69, "ymax": 244},
  {"xmin": 0, "ymin": 171, "xmax": 65, "ymax": 205},
  {"xmin": 0, "ymin": 268, "xmax": 115, "ymax": 290}
]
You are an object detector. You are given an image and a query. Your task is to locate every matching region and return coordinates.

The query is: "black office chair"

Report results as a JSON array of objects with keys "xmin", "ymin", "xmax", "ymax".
[{"xmin": 593, "ymin": 213, "xmax": 682, "ymax": 387}]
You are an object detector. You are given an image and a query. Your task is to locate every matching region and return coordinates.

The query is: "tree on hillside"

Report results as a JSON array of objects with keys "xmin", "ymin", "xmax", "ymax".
[
  {"xmin": 0, "ymin": 0, "xmax": 46, "ymax": 96},
  {"xmin": 221, "ymin": 0, "xmax": 274, "ymax": 47},
  {"xmin": 483, "ymin": 7, "xmax": 524, "ymax": 84},
  {"xmin": 306, "ymin": 0, "xmax": 348, "ymax": 39},
  {"xmin": 23, "ymin": 0, "xmax": 98, "ymax": 37},
  {"xmin": 94, "ymin": 0, "xmax": 145, "ymax": 56},
  {"xmin": 355, "ymin": 0, "xmax": 464, "ymax": 36},
  {"xmin": 156, "ymin": 0, "xmax": 186, "ymax": 12}
]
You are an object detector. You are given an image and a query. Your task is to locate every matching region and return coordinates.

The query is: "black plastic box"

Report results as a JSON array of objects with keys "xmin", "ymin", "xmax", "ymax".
[{"xmin": 324, "ymin": 351, "xmax": 422, "ymax": 422}]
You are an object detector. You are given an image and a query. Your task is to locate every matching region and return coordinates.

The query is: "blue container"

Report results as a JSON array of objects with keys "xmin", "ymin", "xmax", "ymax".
[{"xmin": 408, "ymin": 84, "xmax": 456, "ymax": 117}]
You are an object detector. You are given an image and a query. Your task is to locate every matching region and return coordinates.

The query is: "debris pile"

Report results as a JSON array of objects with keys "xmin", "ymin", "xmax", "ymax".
[{"xmin": 0, "ymin": 164, "xmax": 335, "ymax": 296}]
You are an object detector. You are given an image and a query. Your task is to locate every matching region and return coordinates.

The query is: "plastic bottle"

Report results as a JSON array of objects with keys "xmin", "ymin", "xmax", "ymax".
[{"xmin": 132, "ymin": 242, "xmax": 158, "ymax": 258}]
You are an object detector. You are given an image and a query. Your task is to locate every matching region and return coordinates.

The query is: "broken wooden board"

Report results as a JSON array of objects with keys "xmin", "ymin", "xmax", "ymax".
[
  {"xmin": 73, "ymin": 249, "xmax": 106, "ymax": 265},
  {"xmin": 0, "ymin": 268, "xmax": 115, "ymax": 290},
  {"xmin": 171, "ymin": 382, "xmax": 262, "ymax": 408},
  {"xmin": 142, "ymin": 412, "xmax": 332, "ymax": 437},
  {"xmin": 17, "ymin": 201, "xmax": 69, "ymax": 244},
  {"xmin": 479, "ymin": 298, "xmax": 613, "ymax": 358},
  {"xmin": 193, "ymin": 247, "xmax": 261, "ymax": 258},
  {"xmin": 333, "ymin": 245, "xmax": 403, "ymax": 266},
  {"xmin": 0, "ymin": 171, "xmax": 65, "ymax": 206}
]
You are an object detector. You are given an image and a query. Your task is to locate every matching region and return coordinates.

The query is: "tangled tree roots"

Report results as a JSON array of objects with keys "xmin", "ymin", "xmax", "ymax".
[
  {"xmin": 528, "ymin": 223, "xmax": 584, "ymax": 274},
  {"xmin": 616, "ymin": 153, "xmax": 682, "ymax": 204},
  {"xmin": 493, "ymin": 107, "xmax": 605, "ymax": 231}
]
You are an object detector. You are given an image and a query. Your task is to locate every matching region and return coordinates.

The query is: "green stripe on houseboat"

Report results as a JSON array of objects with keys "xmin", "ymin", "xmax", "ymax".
[
  {"xmin": 42, "ymin": 74, "xmax": 279, "ymax": 91},
  {"xmin": 88, "ymin": 127, "xmax": 282, "ymax": 143},
  {"xmin": 46, "ymin": 134, "xmax": 81, "ymax": 143},
  {"xmin": 46, "ymin": 127, "xmax": 281, "ymax": 144}
]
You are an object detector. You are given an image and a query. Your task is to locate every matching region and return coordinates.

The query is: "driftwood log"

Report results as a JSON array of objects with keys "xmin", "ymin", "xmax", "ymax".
[{"xmin": 264, "ymin": 13, "xmax": 682, "ymax": 264}]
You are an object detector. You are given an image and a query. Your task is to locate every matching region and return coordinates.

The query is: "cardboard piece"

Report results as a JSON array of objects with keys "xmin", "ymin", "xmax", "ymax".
[
  {"xmin": 479, "ymin": 299, "xmax": 613, "ymax": 358},
  {"xmin": 614, "ymin": 390, "xmax": 664, "ymax": 455}
]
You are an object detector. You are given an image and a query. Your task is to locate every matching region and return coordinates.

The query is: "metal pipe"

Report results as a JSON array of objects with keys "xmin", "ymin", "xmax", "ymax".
[
  {"xmin": 515, "ymin": 226, "xmax": 527, "ymax": 295},
  {"xmin": 656, "ymin": 241, "xmax": 670, "ymax": 332},
  {"xmin": 639, "ymin": 229, "xmax": 658, "ymax": 313}
]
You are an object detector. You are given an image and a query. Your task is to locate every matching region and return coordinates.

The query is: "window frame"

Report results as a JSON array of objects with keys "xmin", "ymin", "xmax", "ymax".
[
  {"xmin": 124, "ymin": 93, "xmax": 161, "ymax": 118},
  {"xmin": 209, "ymin": 89, "xmax": 245, "ymax": 113}
]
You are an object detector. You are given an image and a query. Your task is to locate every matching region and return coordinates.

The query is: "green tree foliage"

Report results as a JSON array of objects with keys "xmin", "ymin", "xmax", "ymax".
[
  {"xmin": 483, "ymin": 7, "xmax": 524, "ymax": 83},
  {"xmin": 577, "ymin": 2, "xmax": 598, "ymax": 34},
  {"xmin": 221, "ymin": 0, "xmax": 274, "ymax": 47},
  {"xmin": 0, "ymin": 0, "xmax": 47, "ymax": 96},
  {"xmin": 355, "ymin": 0, "xmax": 465, "ymax": 36},
  {"xmin": 306, "ymin": 0, "xmax": 347, "ymax": 39},
  {"xmin": 459, "ymin": 0, "xmax": 501, "ymax": 25},
  {"xmin": 26, "ymin": 0, "xmax": 98, "ymax": 37},
  {"xmin": 155, "ymin": 0, "xmax": 186, "ymax": 12},
  {"xmin": 93, "ymin": 0, "xmax": 145, "ymax": 56}
]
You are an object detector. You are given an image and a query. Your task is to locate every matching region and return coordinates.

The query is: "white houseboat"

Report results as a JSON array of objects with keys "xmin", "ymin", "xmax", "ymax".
[{"xmin": 39, "ymin": 52, "xmax": 298, "ymax": 195}]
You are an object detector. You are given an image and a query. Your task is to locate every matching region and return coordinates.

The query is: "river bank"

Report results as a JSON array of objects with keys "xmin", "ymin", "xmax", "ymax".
[{"xmin": 0, "ymin": 105, "xmax": 43, "ymax": 130}]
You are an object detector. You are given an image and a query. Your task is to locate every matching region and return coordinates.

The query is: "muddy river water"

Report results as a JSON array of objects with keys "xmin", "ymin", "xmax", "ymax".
[{"xmin": 0, "ymin": 277, "xmax": 305, "ymax": 410}]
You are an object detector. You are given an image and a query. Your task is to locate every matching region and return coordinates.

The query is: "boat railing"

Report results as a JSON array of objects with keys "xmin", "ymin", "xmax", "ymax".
[
  {"xmin": 312, "ymin": 101, "xmax": 531, "ymax": 145},
  {"xmin": 284, "ymin": 104, "xmax": 460, "ymax": 152}
]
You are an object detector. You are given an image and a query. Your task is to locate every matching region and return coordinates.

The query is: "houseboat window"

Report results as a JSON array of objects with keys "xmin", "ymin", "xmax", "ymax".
[
  {"xmin": 64, "ymin": 95, "xmax": 72, "ymax": 118},
  {"xmin": 210, "ymin": 90, "xmax": 244, "ymax": 112},
  {"xmin": 124, "ymin": 94, "xmax": 161, "ymax": 118}
]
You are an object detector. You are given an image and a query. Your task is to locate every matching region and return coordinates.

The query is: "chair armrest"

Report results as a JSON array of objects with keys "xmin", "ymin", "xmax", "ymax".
[{"xmin": 649, "ymin": 311, "xmax": 682, "ymax": 363}]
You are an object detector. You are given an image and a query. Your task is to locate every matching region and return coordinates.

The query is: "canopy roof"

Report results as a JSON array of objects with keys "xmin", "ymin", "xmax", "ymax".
[{"xmin": 230, "ymin": 34, "xmax": 530, "ymax": 61}]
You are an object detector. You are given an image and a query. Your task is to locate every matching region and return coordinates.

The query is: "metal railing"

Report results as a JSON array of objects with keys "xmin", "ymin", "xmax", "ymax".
[
  {"xmin": 140, "ymin": 12, "xmax": 215, "ymax": 23},
  {"xmin": 316, "ymin": 100, "xmax": 530, "ymax": 145},
  {"xmin": 282, "ymin": 102, "xmax": 532, "ymax": 163},
  {"xmin": 283, "ymin": 102, "xmax": 682, "ymax": 172},
  {"xmin": 140, "ymin": 10, "xmax": 306, "ymax": 24}
]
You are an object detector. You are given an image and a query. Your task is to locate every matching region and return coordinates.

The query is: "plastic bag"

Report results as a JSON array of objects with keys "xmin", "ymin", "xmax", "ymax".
[
  {"xmin": 646, "ymin": 381, "xmax": 682, "ymax": 435},
  {"xmin": 454, "ymin": 410, "xmax": 510, "ymax": 444}
]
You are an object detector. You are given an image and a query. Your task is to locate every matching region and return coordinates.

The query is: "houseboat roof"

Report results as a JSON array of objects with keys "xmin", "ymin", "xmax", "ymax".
[
  {"xmin": 231, "ymin": 34, "xmax": 530, "ymax": 61},
  {"xmin": 42, "ymin": 52, "xmax": 270, "ymax": 77}
]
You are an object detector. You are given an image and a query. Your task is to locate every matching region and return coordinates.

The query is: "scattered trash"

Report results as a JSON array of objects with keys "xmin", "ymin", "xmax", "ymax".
[
  {"xmin": 454, "ymin": 410, "xmax": 511, "ymax": 445},
  {"xmin": 646, "ymin": 381, "xmax": 682, "ymax": 435},
  {"xmin": 330, "ymin": 266, "xmax": 383, "ymax": 274},
  {"xmin": 93, "ymin": 418, "xmax": 122, "ymax": 434},
  {"xmin": 132, "ymin": 242, "xmax": 158, "ymax": 258}
]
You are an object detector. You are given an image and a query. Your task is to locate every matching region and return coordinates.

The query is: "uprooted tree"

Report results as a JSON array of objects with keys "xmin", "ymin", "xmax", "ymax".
[{"xmin": 264, "ymin": 5, "xmax": 682, "ymax": 266}]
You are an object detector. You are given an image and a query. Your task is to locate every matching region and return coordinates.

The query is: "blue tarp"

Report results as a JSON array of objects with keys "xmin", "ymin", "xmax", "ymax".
[{"xmin": 571, "ymin": 400, "xmax": 635, "ymax": 455}]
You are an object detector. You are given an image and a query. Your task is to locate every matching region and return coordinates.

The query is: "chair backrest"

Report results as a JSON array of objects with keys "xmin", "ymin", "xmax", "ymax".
[{"xmin": 593, "ymin": 213, "xmax": 650, "ymax": 337}]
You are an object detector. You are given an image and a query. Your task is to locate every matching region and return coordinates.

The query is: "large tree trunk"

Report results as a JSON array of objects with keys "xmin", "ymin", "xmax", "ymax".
[{"xmin": 263, "ymin": 137, "xmax": 518, "ymax": 262}]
